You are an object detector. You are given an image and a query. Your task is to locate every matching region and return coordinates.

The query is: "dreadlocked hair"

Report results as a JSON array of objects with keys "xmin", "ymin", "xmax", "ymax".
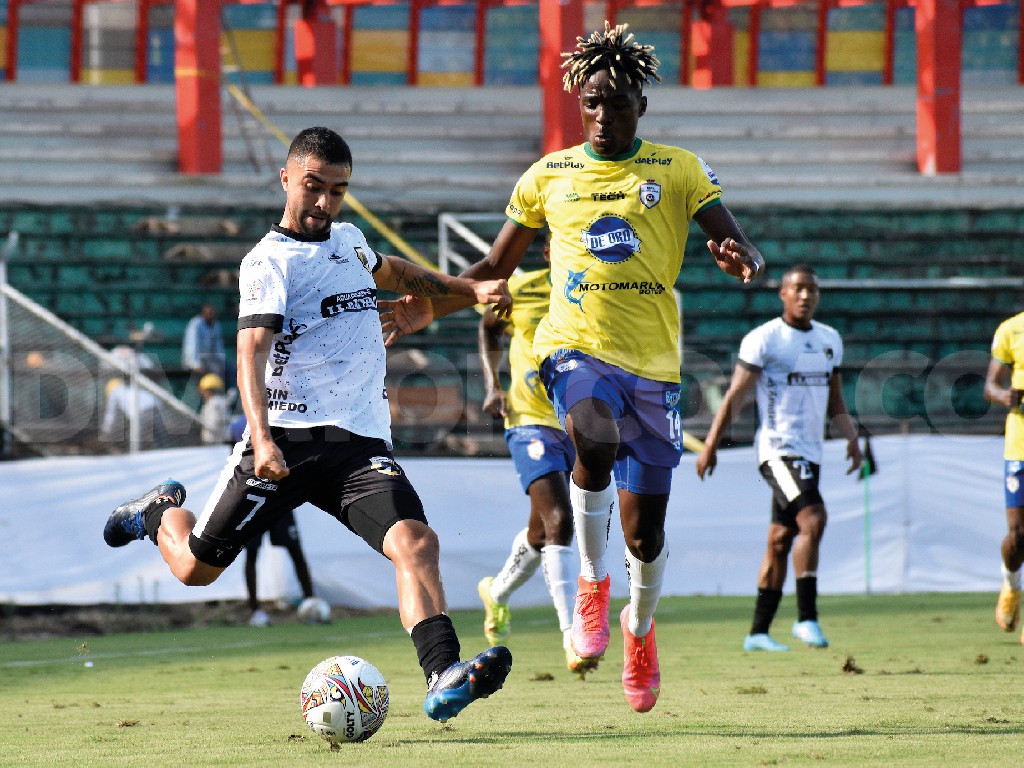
[{"xmin": 561, "ymin": 21, "xmax": 661, "ymax": 93}]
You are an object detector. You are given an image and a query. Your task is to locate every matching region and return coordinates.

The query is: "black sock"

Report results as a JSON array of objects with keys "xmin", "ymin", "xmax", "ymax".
[
  {"xmin": 750, "ymin": 588, "xmax": 783, "ymax": 635},
  {"xmin": 410, "ymin": 614, "xmax": 460, "ymax": 684},
  {"xmin": 142, "ymin": 498, "xmax": 177, "ymax": 545},
  {"xmin": 795, "ymin": 576, "xmax": 818, "ymax": 622}
]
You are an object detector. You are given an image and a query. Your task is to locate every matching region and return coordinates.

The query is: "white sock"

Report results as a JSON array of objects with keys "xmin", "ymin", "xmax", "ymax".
[
  {"xmin": 491, "ymin": 528, "xmax": 541, "ymax": 604},
  {"xmin": 541, "ymin": 544, "xmax": 575, "ymax": 633},
  {"xmin": 624, "ymin": 546, "xmax": 667, "ymax": 638},
  {"xmin": 570, "ymin": 478, "xmax": 615, "ymax": 582},
  {"xmin": 1003, "ymin": 562, "xmax": 1022, "ymax": 591}
]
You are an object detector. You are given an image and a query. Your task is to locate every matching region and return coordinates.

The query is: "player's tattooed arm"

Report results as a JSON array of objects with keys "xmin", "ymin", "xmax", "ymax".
[
  {"xmin": 395, "ymin": 265, "xmax": 454, "ymax": 297},
  {"xmin": 374, "ymin": 254, "xmax": 512, "ymax": 317}
]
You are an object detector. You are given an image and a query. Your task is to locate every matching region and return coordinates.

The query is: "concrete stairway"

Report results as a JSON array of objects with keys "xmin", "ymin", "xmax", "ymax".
[{"xmin": 0, "ymin": 82, "xmax": 1022, "ymax": 213}]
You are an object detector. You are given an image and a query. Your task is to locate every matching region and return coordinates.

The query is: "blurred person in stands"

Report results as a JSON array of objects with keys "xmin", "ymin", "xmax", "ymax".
[
  {"xmin": 197, "ymin": 372, "xmax": 229, "ymax": 444},
  {"xmin": 475, "ymin": 235, "xmax": 582, "ymax": 675},
  {"xmin": 182, "ymin": 302, "xmax": 226, "ymax": 379},
  {"xmin": 389, "ymin": 22, "xmax": 764, "ymax": 712},
  {"xmin": 102, "ymin": 126, "xmax": 514, "ymax": 723},
  {"xmin": 696, "ymin": 264, "xmax": 861, "ymax": 652},
  {"xmin": 985, "ymin": 310, "xmax": 1024, "ymax": 640},
  {"xmin": 100, "ymin": 377, "xmax": 169, "ymax": 450}
]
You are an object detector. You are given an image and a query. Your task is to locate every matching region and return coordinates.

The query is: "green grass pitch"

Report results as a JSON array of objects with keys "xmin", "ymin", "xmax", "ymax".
[{"xmin": 1, "ymin": 593, "xmax": 1021, "ymax": 767}]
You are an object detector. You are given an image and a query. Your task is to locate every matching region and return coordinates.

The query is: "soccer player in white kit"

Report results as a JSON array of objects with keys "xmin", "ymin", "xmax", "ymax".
[
  {"xmin": 697, "ymin": 264, "xmax": 862, "ymax": 651},
  {"xmin": 104, "ymin": 127, "xmax": 513, "ymax": 722}
]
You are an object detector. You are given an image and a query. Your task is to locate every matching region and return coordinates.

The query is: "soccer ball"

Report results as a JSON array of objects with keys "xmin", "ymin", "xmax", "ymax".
[
  {"xmin": 300, "ymin": 655, "xmax": 389, "ymax": 744},
  {"xmin": 297, "ymin": 596, "xmax": 331, "ymax": 624}
]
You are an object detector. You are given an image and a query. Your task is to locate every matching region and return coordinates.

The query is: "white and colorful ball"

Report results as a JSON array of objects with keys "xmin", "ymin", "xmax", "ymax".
[{"xmin": 300, "ymin": 655, "xmax": 389, "ymax": 744}]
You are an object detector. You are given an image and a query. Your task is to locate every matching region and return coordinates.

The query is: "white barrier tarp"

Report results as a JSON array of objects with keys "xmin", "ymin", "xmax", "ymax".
[{"xmin": 0, "ymin": 434, "xmax": 1006, "ymax": 609}]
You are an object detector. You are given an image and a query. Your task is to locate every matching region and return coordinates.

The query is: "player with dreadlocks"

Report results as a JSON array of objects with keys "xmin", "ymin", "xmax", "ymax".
[{"xmin": 391, "ymin": 22, "xmax": 765, "ymax": 712}]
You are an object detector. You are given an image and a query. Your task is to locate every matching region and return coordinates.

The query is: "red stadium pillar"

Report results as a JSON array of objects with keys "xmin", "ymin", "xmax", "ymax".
[
  {"xmin": 746, "ymin": 4, "xmax": 761, "ymax": 87},
  {"xmin": 814, "ymin": 0, "xmax": 827, "ymax": 86},
  {"xmin": 274, "ymin": 0, "xmax": 288, "ymax": 84},
  {"xmin": 6, "ymin": 0, "xmax": 20, "ymax": 81},
  {"xmin": 175, "ymin": 0, "xmax": 222, "ymax": 174},
  {"xmin": 691, "ymin": 3, "xmax": 734, "ymax": 89},
  {"xmin": 474, "ymin": 0, "xmax": 489, "ymax": 86},
  {"xmin": 1019, "ymin": 4, "xmax": 1024, "ymax": 86},
  {"xmin": 882, "ymin": 0, "xmax": 896, "ymax": 86},
  {"xmin": 407, "ymin": 0, "xmax": 422, "ymax": 85},
  {"xmin": 295, "ymin": 0, "xmax": 337, "ymax": 86},
  {"xmin": 539, "ymin": 0, "xmax": 585, "ymax": 155},
  {"xmin": 914, "ymin": 0, "xmax": 961, "ymax": 174},
  {"xmin": 340, "ymin": 4, "xmax": 354, "ymax": 85},
  {"xmin": 136, "ymin": 0, "xmax": 152, "ymax": 83},
  {"xmin": 70, "ymin": 0, "xmax": 84, "ymax": 83}
]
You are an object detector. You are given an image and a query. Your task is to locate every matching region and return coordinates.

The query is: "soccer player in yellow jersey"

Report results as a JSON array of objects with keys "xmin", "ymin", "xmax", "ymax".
[
  {"xmin": 417, "ymin": 23, "xmax": 764, "ymax": 712},
  {"xmin": 475, "ymin": 241, "xmax": 584, "ymax": 675},
  {"xmin": 985, "ymin": 311, "xmax": 1024, "ymax": 641}
]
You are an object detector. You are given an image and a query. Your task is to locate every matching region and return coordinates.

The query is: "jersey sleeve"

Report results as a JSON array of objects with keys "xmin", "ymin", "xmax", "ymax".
[
  {"xmin": 506, "ymin": 163, "xmax": 547, "ymax": 230},
  {"xmin": 686, "ymin": 154, "xmax": 724, "ymax": 218},
  {"xmin": 992, "ymin": 319, "xmax": 1015, "ymax": 365},
  {"xmin": 238, "ymin": 251, "xmax": 286, "ymax": 332},
  {"xmin": 737, "ymin": 326, "xmax": 766, "ymax": 369}
]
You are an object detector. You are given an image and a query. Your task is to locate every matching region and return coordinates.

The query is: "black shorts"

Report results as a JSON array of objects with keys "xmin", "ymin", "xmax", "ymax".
[
  {"xmin": 191, "ymin": 426, "xmax": 426, "ymax": 568},
  {"xmin": 758, "ymin": 457, "xmax": 824, "ymax": 527}
]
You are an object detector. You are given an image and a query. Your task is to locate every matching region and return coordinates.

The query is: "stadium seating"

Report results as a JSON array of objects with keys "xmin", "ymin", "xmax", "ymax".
[{"xmin": 3, "ymin": 201, "xmax": 1020, "ymax": 451}]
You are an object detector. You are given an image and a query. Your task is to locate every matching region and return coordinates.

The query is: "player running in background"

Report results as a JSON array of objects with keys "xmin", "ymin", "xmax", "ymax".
[
  {"xmin": 985, "ymin": 311, "xmax": 1024, "ymax": 640},
  {"xmin": 696, "ymin": 264, "xmax": 862, "ymax": 651},
  {"xmin": 475, "ymin": 237, "xmax": 584, "ymax": 676},
  {"xmin": 103, "ymin": 127, "xmax": 513, "ymax": 723},
  {"xmin": 392, "ymin": 23, "xmax": 764, "ymax": 712}
]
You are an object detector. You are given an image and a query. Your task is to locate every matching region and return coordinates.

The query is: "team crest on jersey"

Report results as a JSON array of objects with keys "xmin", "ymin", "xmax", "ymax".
[
  {"xmin": 354, "ymin": 247, "xmax": 371, "ymax": 272},
  {"xmin": 580, "ymin": 216, "xmax": 641, "ymax": 263},
  {"xmin": 527, "ymin": 439, "xmax": 546, "ymax": 461},
  {"xmin": 639, "ymin": 180, "xmax": 661, "ymax": 209},
  {"xmin": 525, "ymin": 369, "xmax": 541, "ymax": 394},
  {"xmin": 698, "ymin": 157, "xmax": 719, "ymax": 185},
  {"xmin": 370, "ymin": 456, "xmax": 403, "ymax": 476}
]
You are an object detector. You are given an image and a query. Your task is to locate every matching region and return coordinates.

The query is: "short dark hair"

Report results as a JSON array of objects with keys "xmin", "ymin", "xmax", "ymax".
[
  {"xmin": 783, "ymin": 263, "xmax": 818, "ymax": 281},
  {"xmin": 561, "ymin": 21, "xmax": 661, "ymax": 93},
  {"xmin": 287, "ymin": 127, "xmax": 353, "ymax": 169}
]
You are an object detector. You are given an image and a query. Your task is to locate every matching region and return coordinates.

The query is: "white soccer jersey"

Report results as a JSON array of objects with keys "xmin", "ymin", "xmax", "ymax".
[
  {"xmin": 237, "ymin": 222, "xmax": 391, "ymax": 443},
  {"xmin": 738, "ymin": 317, "xmax": 843, "ymax": 465}
]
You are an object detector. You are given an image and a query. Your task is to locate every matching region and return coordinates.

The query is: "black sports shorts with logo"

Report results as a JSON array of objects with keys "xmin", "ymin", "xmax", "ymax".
[
  {"xmin": 190, "ymin": 426, "xmax": 427, "ymax": 568},
  {"xmin": 758, "ymin": 456, "xmax": 824, "ymax": 526}
]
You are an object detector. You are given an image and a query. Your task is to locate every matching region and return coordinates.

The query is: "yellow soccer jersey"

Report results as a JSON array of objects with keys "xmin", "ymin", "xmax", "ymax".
[
  {"xmin": 504, "ymin": 268, "xmax": 561, "ymax": 430},
  {"xmin": 506, "ymin": 138, "xmax": 723, "ymax": 383},
  {"xmin": 991, "ymin": 311, "xmax": 1024, "ymax": 460}
]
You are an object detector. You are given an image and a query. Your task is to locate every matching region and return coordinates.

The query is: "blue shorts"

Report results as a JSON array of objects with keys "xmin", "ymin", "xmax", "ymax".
[
  {"xmin": 506, "ymin": 425, "xmax": 575, "ymax": 494},
  {"xmin": 1006, "ymin": 461, "xmax": 1024, "ymax": 508},
  {"xmin": 539, "ymin": 349, "xmax": 682, "ymax": 495}
]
